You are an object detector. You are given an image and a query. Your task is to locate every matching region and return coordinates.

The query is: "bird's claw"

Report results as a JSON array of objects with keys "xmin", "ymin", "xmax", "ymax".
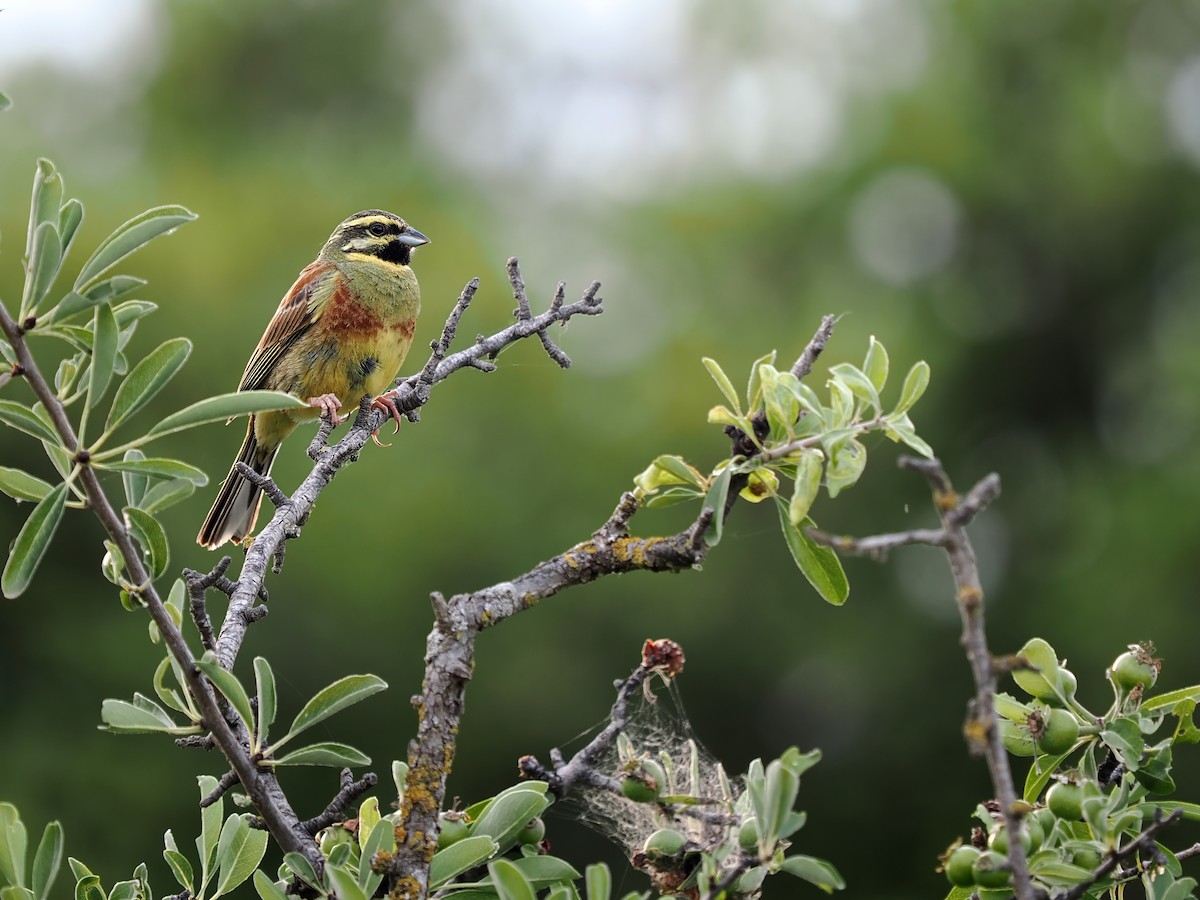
[
  {"xmin": 307, "ymin": 393, "xmax": 346, "ymax": 424},
  {"xmin": 370, "ymin": 392, "xmax": 404, "ymax": 444}
]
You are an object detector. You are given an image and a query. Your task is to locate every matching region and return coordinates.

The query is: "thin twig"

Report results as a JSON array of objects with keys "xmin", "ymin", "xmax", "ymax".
[
  {"xmin": 299, "ymin": 770, "xmax": 380, "ymax": 835},
  {"xmin": 200, "ymin": 769, "xmax": 240, "ymax": 808},
  {"xmin": 233, "ymin": 461, "xmax": 290, "ymax": 509},
  {"xmin": 1054, "ymin": 809, "xmax": 1182, "ymax": 900},
  {"xmin": 814, "ymin": 457, "xmax": 1029, "ymax": 897}
]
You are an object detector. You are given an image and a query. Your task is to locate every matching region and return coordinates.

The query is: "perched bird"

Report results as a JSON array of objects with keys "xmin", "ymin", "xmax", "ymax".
[{"xmin": 197, "ymin": 210, "xmax": 428, "ymax": 549}]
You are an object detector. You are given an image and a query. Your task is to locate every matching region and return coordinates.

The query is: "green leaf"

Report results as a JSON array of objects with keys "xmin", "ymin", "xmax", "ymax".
[
  {"xmin": 745, "ymin": 350, "xmax": 777, "ymax": 413},
  {"xmin": 1023, "ymin": 750, "xmax": 1071, "ymax": 804},
  {"xmin": 152, "ymin": 657, "xmax": 190, "ymax": 716},
  {"xmin": 73, "ymin": 874, "xmax": 104, "ymax": 900},
  {"xmin": 429, "ymin": 835, "xmax": 499, "ymax": 889},
  {"xmin": 884, "ymin": 412, "xmax": 934, "ymax": 459},
  {"xmin": 481, "ymin": 856, "xmax": 580, "ymax": 889},
  {"xmin": 105, "ymin": 338, "xmax": 191, "ymax": 433},
  {"xmin": 281, "ymin": 853, "xmax": 321, "ymax": 893},
  {"xmin": 47, "ymin": 276, "xmax": 147, "ymax": 326},
  {"xmin": 2, "ymin": 483, "xmax": 68, "ymax": 599},
  {"xmin": 788, "ymin": 452, "xmax": 822, "ymax": 526},
  {"xmin": 324, "ymin": 866, "xmax": 367, "ymax": 900},
  {"xmin": 197, "ymin": 776, "xmax": 223, "ymax": 893},
  {"xmin": 778, "ymin": 855, "xmax": 845, "ymax": 891},
  {"xmin": 703, "ymin": 465, "xmax": 732, "ymax": 547},
  {"xmin": 358, "ymin": 818, "xmax": 395, "ymax": 896},
  {"xmin": 24, "ymin": 222, "xmax": 62, "ymax": 315},
  {"xmin": 100, "ymin": 697, "xmax": 193, "ymax": 734},
  {"xmin": 1102, "ymin": 718, "xmax": 1146, "ymax": 770},
  {"xmin": 0, "ymin": 803, "xmax": 28, "ymax": 889},
  {"xmin": 138, "ymin": 478, "xmax": 196, "ymax": 514},
  {"xmin": 30, "ymin": 822, "xmax": 61, "ymax": 900},
  {"xmin": 777, "ymin": 504, "xmax": 849, "ymax": 605},
  {"xmin": 826, "ymin": 377, "xmax": 854, "ymax": 428},
  {"xmin": 123, "ymin": 507, "xmax": 169, "ymax": 580},
  {"xmin": 65, "ymin": 858, "xmax": 92, "ymax": 884},
  {"xmin": 58, "ymin": 199, "xmax": 84, "ymax": 261},
  {"xmin": 0, "ymin": 468, "xmax": 53, "ymax": 503},
  {"xmin": 1139, "ymin": 801, "xmax": 1200, "ymax": 823},
  {"xmin": 828, "ymin": 363, "xmax": 880, "ymax": 416},
  {"xmin": 863, "ymin": 336, "xmax": 889, "ymax": 393},
  {"xmin": 824, "ymin": 438, "xmax": 867, "ymax": 498},
  {"xmin": 1143, "ymin": 685, "xmax": 1200, "ymax": 713},
  {"xmin": 0, "ymin": 401, "xmax": 62, "ymax": 446},
  {"xmin": 252, "ymin": 869, "xmax": 288, "ymax": 900},
  {"xmin": 119, "ymin": 449, "xmax": 148, "ymax": 508},
  {"xmin": 701, "ymin": 357, "xmax": 741, "ymax": 414},
  {"xmin": 74, "ymin": 206, "xmax": 196, "ymax": 292},
  {"xmin": 267, "ymin": 742, "xmax": 370, "ymax": 768},
  {"xmin": 643, "ymin": 486, "xmax": 704, "ymax": 509},
  {"xmin": 0, "ymin": 92, "xmax": 10, "ymax": 112},
  {"xmin": 87, "ymin": 304, "xmax": 119, "ymax": 411},
  {"xmin": 489, "ymin": 859, "xmax": 536, "ymax": 900},
  {"xmin": 275, "ymin": 674, "xmax": 387, "ymax": 750},
  {"xmin": 212, "ymin": 815, "xmax": 268, "ymax": 899},
  {"xmin": 585, "ymin": 863, "xmax": 611, "ymax": 900},
  {"xmin": 99, "ymin": 458, "xmax": 208, "ymax": 487},
  {"xmin": 469, "ymin": 789, "xmax": 550, "ymax": 857},
  {"xmin": 894, "ymin": 360, "xmax": 930, "ymax": 416},
  {"xmin": 196, "ymin": 653, "xmax": 255, "ymax": 737},
  {"xmin": 162, "ymin": 849, "xmax": 192, "ymax": 893},
  {"xmin": 254, "ymin": 657, "xmax": 276, "ymax": 748},
  {"xmin": 141, "ymin": 390, "xmax": 308, "ymax": 441}
]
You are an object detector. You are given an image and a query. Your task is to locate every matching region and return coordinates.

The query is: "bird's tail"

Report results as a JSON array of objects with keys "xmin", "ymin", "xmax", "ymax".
[{"xmin": 196, "ymin": 418, "xmax": 279, "ymax": 549}]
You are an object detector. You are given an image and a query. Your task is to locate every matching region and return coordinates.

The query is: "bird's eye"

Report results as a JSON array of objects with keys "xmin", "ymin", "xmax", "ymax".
[{"xmin": 368, "ymin": 222, "xmax": 388, "ymax": 237}]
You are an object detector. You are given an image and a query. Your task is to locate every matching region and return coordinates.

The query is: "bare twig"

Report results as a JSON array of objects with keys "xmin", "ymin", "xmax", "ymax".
[
  {"xmin": 299, "ymin": 769, "xmax": 380, "ymax": 835},
  {"xmin": 200, "ymin": 769, "xmax": 240, "ymax": 808},
  {"xmin": 809, "ymin": 457, "xmax": 1029, "ymax": 897},
  {"xmin": 233, "ymin": 461, "xmax": 290, "ymax": 510},
  {"xmin": 388, "ymin": 503, "xmax": 710, "ymax": 897}
]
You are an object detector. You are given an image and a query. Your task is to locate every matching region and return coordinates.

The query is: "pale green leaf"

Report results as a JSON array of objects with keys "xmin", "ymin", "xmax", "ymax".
[
  {"xmin": 0, "ymin": 401, "xmax": 61, "ymax": 446},
  {"xmin": 703, "ymin": 465, "xmax": 732, "ymax": 547},
  {"xmin": 99, "ymin": 458, "xmax": 208, "ymax": 487},
  {"xmin": 145, "ymin": 391, "xmax": 307, "ymax": 440},
  {"xmin": 87, "ymin": 303, "xmax": 118, "ymax": 410},
  {"xmin": 0, "ymin": 468, "xmax": 53, "ymax": 503},
  {"xmin": 0, "ymin": 803, "xmax": 28, "ymax": 889},
  {"xmin": 585, "ymin": 863, "xmax": 611, "ymax": 900},
  {"xmin": 24, "ymin": 222, "xmax": 62, "ymax": 315},
  {"xmin": 196, "ymin": 653, "xmax": 254, "ymax": 737},
  {"xmin": 212, "ymin": 815, "xmax": 268, "ymax": 899},
  {"xmin": 894, "ymin": 360, "xmax": 930, "ymax": 416},
  {"xmin": 57, "ymin": 199, "xmax": 84, "ymax": 261},
  {"xmin": 779, "ymin": 855, "xmax": 845, "ymax": 891},
  {"xmin": 105, "ymin": 338, "xmax": 191, "ymax": 432},
  {"xmin": 252, "ymin": 869, "xmax": 287, "ymax": 900},
  {"xmin": 30, "ymin": 821, "xmax": 62, "ymax": 900},
  {"xmin": 429, "ymin": 836, "xmax": 499, "ymax": 889},
  {"xmin": 137, "ymin": 478, "xmax": 196, "ymax": 514},
  {"xmin": 75, "ymin": 205, "xmax": 196, "ymax": 292},
  {"xmin": 275, "ymin": 674, "xmax": 387, "ymax": 751},
  {"xmin": 2, "ymin": 483, "xmax": 68, "ymax": 599},
  {"xmin": 701, "ymin": 357, "xmax": 741, "ymax": 414},
  {"xmin": 788, "ymin": 450, "xmax": 823, "ymax": 526},
  {"xmin": 490, "ymin": 859, "xmax": 536, "ymax": 900},
  {"xmin": 254, "ymin": 657, "xmax": 276, "ymax": 747},
  {"xmin": 123, "ymin": 507, "xmax": 169, "ymax": 580},
  {"xmin": 267, "ymin": 742, "xmax": 370, "ymax": 768},
  {"xmin": 863, "ymin": 335, "xmax": 889, "ymax": 393},
  {"xmin": 162, "ymin": 849, "xmax": 192, "ymax": 893},
  {"xmin": 777, "ymin": 503, "xmax": 849, "ymax": 606}
]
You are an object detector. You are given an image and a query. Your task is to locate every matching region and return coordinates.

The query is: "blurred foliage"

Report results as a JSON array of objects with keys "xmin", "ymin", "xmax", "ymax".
[{"xmin": 3, "ymin": 2, "xmax": 1200, "ymax": 897}]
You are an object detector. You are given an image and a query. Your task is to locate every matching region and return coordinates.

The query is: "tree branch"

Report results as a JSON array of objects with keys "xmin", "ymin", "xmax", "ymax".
[
  {"xmin": 215, "ymin": 263, "xmax": 604, "ymax": 672},
  {"xmin": 809, "ymin": 457, "xmax": 1030, "ymax": 897},
  {"xmin": 387, "ymin": 500, "xmax": 710, "ymax": 897}
]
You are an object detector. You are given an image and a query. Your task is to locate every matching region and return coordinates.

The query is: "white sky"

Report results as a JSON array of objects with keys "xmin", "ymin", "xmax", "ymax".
[{"xmin": 0, "ymin": 0, "xmax": 155, "ymax": 77}]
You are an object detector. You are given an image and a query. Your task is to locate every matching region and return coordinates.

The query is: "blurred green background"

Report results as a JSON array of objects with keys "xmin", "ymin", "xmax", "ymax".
[{"xmin": 3, "ymin": 2, "xmax": 1200, "ymax": 896}]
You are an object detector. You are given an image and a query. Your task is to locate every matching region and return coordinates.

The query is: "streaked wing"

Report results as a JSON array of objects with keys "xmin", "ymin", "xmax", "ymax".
[{"xmin": 239, "ymin": 260, "xmax": 339, "ymax": 391}]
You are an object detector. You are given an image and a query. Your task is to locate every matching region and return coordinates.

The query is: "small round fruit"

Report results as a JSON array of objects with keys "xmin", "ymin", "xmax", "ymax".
[
  {"xmin": 738, "ymin": 818, "xmax": 760, "ymax": 851},
  {"xmin": 1023, "ymin": 815, "xmax": 1045, "ymax": 852},
  {"xmin": 945, "ymin": 845, "xmax": 981, "ymax": 887},
  {"xmin": 436, "ymin": 813, "xmax": 469, "ymax": 849},
  {"xmin": 1037, "ymin": 708, "xmax": 1081, "ymax": 755},
  {"xmin": 972, "ymin": 850, "xmax": 1011, "ymax": 889},
  {"xmin": 988, "ymin": 825, "xmax": 1032, "ymax": 855},
  {"xmin": 1110, "ymin": 647, "xmax": 1158, "ymax": 693},
  {"xmin": 1057, "ymin": 668, "xmax": 1078, "ymax": 701},
  {"xmin": 517, "ymin": 816, "xmax": 545, "ymax": 845},
  {"xmin": 1046, "ymin": 782, "xmax": 1084, "ymax": 821},
  {"xmin": 643, "ymin": 828, "xmax": 686, "ymax": 859},
  {"xmin": 1072, "ymin": 846, "xmax": 1102, "ymax": 869},
  {"xmin": 621, "ymin": 774, "xmax": 659, "ymax": 804}
]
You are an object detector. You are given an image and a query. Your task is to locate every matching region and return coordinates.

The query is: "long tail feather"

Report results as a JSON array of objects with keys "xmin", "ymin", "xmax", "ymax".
[{"xmin": 196, "ymin": 418, "xmax": 279, "ymax": 549}]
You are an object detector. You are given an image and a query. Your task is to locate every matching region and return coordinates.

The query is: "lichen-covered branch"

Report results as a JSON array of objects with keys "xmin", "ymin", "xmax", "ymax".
[{"xmin": 388, "ymin": 499, "xmax": 710, "ymax": 898}]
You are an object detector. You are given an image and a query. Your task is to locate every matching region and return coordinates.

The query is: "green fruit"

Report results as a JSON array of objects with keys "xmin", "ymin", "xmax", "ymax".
[
  {"xmin": 621, "ymin": 774, "xmax": 659, "ymax": 804},
  {"xmin": 1031, "ymin": 807, "xmax": 1056, "ymax": 837},
  {"xmin": 1046, "ymin": 782, "xmax": 1084, "ymax": 821},
  {"xmin": 1024, "ymin": 815, "xmax": 1045, "ymax": 852},
  {"xmin": 517, "ymin": 816, "xmax": 545, "ymax": 845},
  {"xmin": 436, "ymin": 813, "xmax": 469, "ymax": 849},
  {"xmin": 1037, "ymin": 708, "xmax": 1081, "ymax": 755},
  {"xmin": 945, "ymin": 846, "xmax": 980, "ymax": 887},
  {"xmin": 738, "ymin": 818, "xmax": 760, "ymax": 851},
  {"xmin": 1072, "ymin": 846, "xmax": 1102, "ymax": 869},
  {"xmin": 972, "ymin": 850, "xmax": 1011, "ymax": 889},
  {"xmin": 988, "ymin": 824, "xmax": 1032, "ymax": 855},
  {"xmin": 1057, "ymin": 668, "xmax": 1078, "ymax": 701},
  {"xmin": 643, "ymin": 828, "xmax": 686, "ymax": 859},
  {"xmin": 1110, "ymin": 647, "xmax": 1158, "ymax": 693}
]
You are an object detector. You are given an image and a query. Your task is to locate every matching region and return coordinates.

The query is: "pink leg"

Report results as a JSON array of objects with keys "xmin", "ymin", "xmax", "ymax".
[{"xmin": 307, "ymin": 393, "xmax": 346, "ymax": 424}]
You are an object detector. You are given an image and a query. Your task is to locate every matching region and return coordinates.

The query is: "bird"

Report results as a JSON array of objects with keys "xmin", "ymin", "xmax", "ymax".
[{"xmin": 196, "ymin": 209, "xmax": 428, "ymax": 549}]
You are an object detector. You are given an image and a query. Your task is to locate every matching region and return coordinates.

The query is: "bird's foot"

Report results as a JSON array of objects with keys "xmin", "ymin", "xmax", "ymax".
[
  {"xmin": 370, "ymin": 391, "xmax": 404, "ymax": 446},
  {"xmin": 307, "ymin": 393, "xmax": 346, "ymax": 424}
]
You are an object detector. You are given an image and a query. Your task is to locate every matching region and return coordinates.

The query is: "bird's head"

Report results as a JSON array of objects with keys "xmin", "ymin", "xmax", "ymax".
[{"xmin": 322, "ymin": 210, "xmax": 430, "ymax": 268}]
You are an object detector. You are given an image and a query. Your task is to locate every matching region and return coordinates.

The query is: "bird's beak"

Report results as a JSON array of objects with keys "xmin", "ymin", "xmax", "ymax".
[{"xmin": 397, "ymin": 228, "xmax": 430, "ymax": 248}]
